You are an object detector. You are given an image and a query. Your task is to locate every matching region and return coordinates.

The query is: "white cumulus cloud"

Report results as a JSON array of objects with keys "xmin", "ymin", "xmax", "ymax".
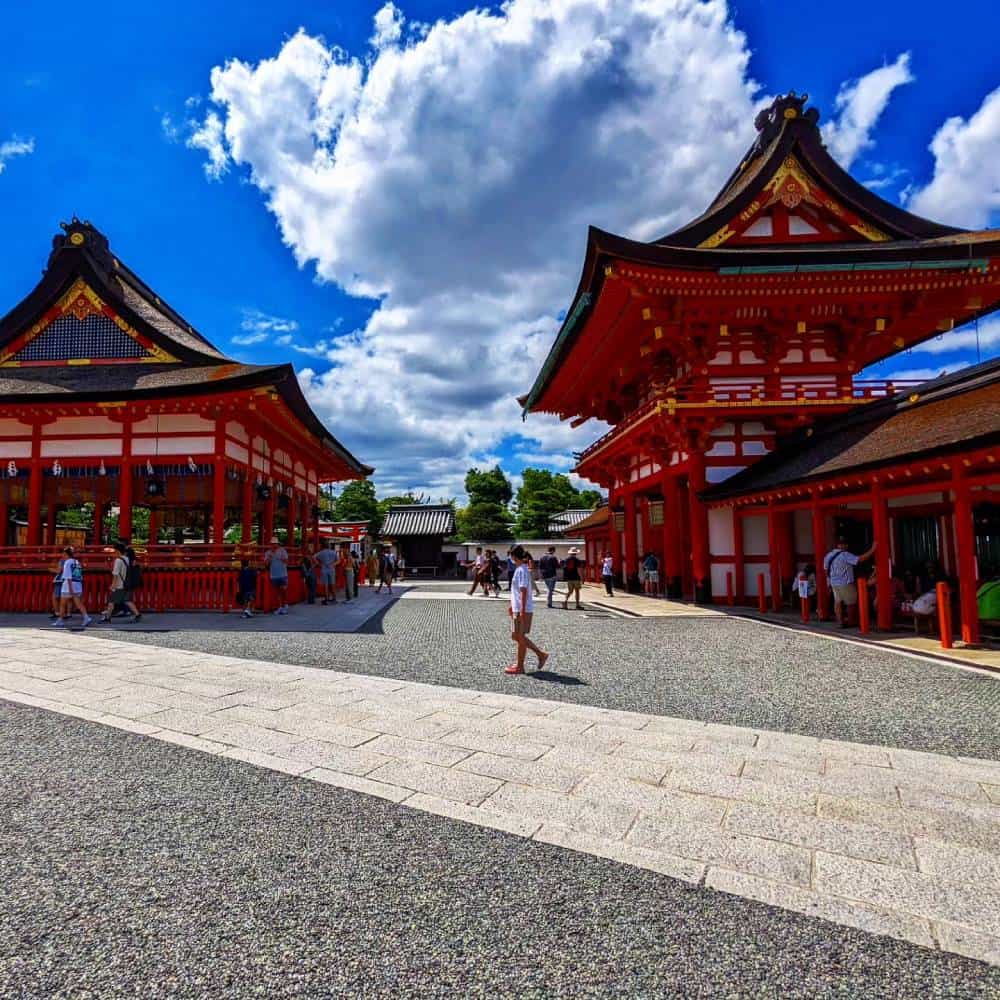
[
  {"xmin": 232, "ymin": 308, "xmax": 300, "ymax": 345},
  {"xmin": 821, "ymin": 52, "xmax": 913, "ymax": 169},
  {"xmin": 187, "ymin": 1, "xmax": 912, "ymax": 498},
  {"xmin": 906, "ymin": 84, "xmax": 1000, "ymax": 227},
  {"xmin": 0, "ymin": 136, "xmax": 35, "ymax": 174}
]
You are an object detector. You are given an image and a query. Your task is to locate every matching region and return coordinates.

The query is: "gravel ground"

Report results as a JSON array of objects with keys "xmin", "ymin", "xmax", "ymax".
[
  {"xmin": 2, "ymin": 699, "xmax": 996, "ymax": 999},
  {"xmin": 95, "ymin": 596, "xmax": 1000, "ymax": 761}
]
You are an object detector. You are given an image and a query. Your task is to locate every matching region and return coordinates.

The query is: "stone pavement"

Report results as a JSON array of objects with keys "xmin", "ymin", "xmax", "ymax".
[{"xmin": 1, "ymin": 627, "xmax": 998, "ymax": 966}]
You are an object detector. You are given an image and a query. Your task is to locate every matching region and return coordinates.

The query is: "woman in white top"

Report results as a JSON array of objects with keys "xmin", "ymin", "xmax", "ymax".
[
  {"xmin": 601, "ymin": 552, "xmax": 615, "ymax": 597},
  {"xmin": 54, "ymin": 545, "xmax": 92, "ymax": 628}
]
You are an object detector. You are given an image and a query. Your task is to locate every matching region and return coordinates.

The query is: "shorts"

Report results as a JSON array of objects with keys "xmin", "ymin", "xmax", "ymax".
[
  {"xmin": 61, "ymin": 582, "xmax": 82, "ymax": 598},
  {"xmin": 832, "ymin": 583, "xmax": 858, "ymax": 606},
  {"xmin": 109, "ymin": 588, "xmax": 129, "ymax": 604},
  {"xmin": 645, "ymin": 571, "xmax": 659, "ymax": 583},
  {"xmin": 511, "ymin": 612, "xmax": 533, "ymax": 635},
  {"xmin": 53, "ymin": 583, "xmax": 62, "ymax": 600},
  {"xmin": 271, "ymin": 576, "xmax": 288, "ymax": 589},
  {"xmin": 565, "ymin": 579, "xmax": 582, "ymax": 592},
  {"xmin": 321, "ymin": 569, "xmax": 335, "ymax": 585}
]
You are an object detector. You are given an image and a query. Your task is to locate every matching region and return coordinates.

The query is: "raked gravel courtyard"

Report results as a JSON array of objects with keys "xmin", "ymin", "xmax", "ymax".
[{"xmin": 1, "ymin": 587, "xmax": 999, "ymax": 995}]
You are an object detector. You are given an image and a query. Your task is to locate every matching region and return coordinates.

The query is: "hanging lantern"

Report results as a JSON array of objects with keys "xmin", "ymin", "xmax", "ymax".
[
  {"xmin": 98, "ymin": 459, "xmax": 107, "ymax": 476},
  {"xmin": 146, "ymin": 460, "xmax": 154, "ymax": 476},
  {"xmin": 187, "ymin": 456, "xmax": 197, "ymax": 473},
  {"xmin": 52, "ymin": 460, "xmax": 62, "ymax": 477},
  {"xmin": 7, "ymin": 461, "xmax": 17, "ymax": 478}
]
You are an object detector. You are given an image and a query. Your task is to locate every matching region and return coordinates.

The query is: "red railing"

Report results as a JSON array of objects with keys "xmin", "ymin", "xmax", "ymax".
[
  {"xmin": 576, "ymin": 379, "xmax": 923, "ymax": 463},
  {"xmin": 0, "ymin": 543, "xmax": 309, "ymax": 614}
]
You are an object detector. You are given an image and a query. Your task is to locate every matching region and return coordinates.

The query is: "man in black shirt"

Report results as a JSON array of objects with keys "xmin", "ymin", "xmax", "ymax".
[
  {"xmin": 561, "ymin": 547, "xmax": 585, "ymax": 610},
  {"xmin": 539, "ymin": 546, "xmax": 560, "ymax": 608}
]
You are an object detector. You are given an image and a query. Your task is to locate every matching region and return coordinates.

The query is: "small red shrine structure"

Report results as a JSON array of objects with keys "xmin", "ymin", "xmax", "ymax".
[
  {"xmin": 523, "ymin": 94, "xmax": 1000, "ymax": 643},
  {"xmin": 0, "ymin": 219, "xmax": 372, "ymax": 611}
]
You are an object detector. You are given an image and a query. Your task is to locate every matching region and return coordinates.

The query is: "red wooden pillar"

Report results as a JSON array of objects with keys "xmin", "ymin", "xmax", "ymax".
[
  {"xmin": 732, "ymin": 505, "xmax": 745, "ymax": 603},
  {"xmin": 766, "ymin": 501, "xmax": 781, "ymax": 611},
  {"xmin": 623, "ymin": 492, "xmax": 637, "ymax": 590},
  {"xmin": 777, "ymin": 511, "xmax": 796, "ymax": 587},
  {"xmin": 27, "ymin": 463, "xmax": 42, "ymax": 546},
  {"xmin": 212, "ymin": 461, "xmax": 226, "ymax": 547},
  {"xmin": 688, "ymin": 454, "xmax": 710, "ymax": 603},
  {"xmin": 662, "ymin": 474, "xmax": 682, "ymax": 596},
  {"xmin": 952, "ymin": 469, "xmax": 980, "ymax": 645},
  {"xmin": 262, "ymin": 490, "xmax": 275, "ymax": 544},
  {"xmin": 93, "ymin": 492, "xmax": 106, "ymax": 546},
  {"xmin": 148, "ymin": 507, "xmax": 159, "ymax": 546},
  {"xmin": 45, "ymin": 489, "xmax": 58, "ymax": 546},
  {"xmin": 871, "ymin": 480, "xmax": 893, "ymax": 631},
  {"xmin": 0, "ymin": 501, "xmax": 8, "ymax": 547},
  {"xmin": 811, "ymin": 498, "xmax": 830, "ymax": 620},
  {"xmin": 118, "ymin": 463, "xmax": 133, "ymax": 540},
  {"xmin": 241, "ymin": 473, "xmax": 254, "ymax": 545}
]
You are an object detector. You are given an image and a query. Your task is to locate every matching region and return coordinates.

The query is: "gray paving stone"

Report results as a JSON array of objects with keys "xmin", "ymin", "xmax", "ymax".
[
  {"xmin": 819, "ymin": 794, "xmax": 1000, "ymax": 852},
  {"xmin": 267, "ymin": 716, "xmax": 379, "ymax": 748},
  {"xmin": 97, "ymin": 714, "xmax": 163, "ymax": 736},
  {"xmin": 455, "ymin": 751, "xmax": 586, "ymax": 793},
  {"xmin": 725, "ymin": 800, "xmax": 916, "ymax": 868},
  {"xmin": 742, "ymin": 760, "xmax": 900, "ymax": 805},
  {"xmin": 353, "ymin": 713, "xmax": 462, "ymax": 742},
  {"xmin": 897, "ymin": 786, "xmax": 1000, "ymax": 819},
  {"xmin": 365, "ymin": 734, "xmax": 472, "ymax": 768},
  {"xmin": 986, "ymin": 784, "xmax": 1000, "ymax": 805},
  {"xmin": 303, "ymin": 767, "xmax": 414, "ymax": 803},
  {"xmin": 199, "ymin": 722, "xmax": 302, "ymax": 756},
  {"xmin": 547, "ymin": 705, "xmax": 652, "ymax": 729},
  {"xmin": 213, "ymin": 690, "xmax": 303, "ymax": 710},
  {"xmin": 535, "ymin": 824, "xmax": 706, "ymax": 884},
  {"xmin": 628, "ymin": 815, "xmax": 813, "ymax": 887},
  {"xmin": 540, "ymin": 746, "xmax": 669, "ymax": 785},
  {"xmin": 824, "ymin": 760, "xmax": 985, "ymax": 801},
  {"xmin": 663, "ymin": 769, "xmax": 818, "ymax": 814},
  {"xmin": 513, "ymin": 726, "xmax": 623, "ymax": 755},
  {"xmin": 934, "ymin": 923, "xmax": 1000, "ymax": 965},
  {"xmin": 588, "ymin": 724, "xmax": 697, "ymax": 752},
  {"xmin": 485, "ymin": 783, "xmax": 638, "ymax": 840},
  {"xmin": 817, "ymin": 740, "xmax": 893, "ymax": 768},
  {"xmin": 488, "ymin": 710, "xmax": 593, "ymax": 737},
  {"xmin": 423, "ymin": 713, "xmax": 519, "ymax": 737},
  {"xmin": 573, "ymin": 772, "xmax": 727, "ymax": 826},
  {"xmin": 814, "ymin": 852, "xmax": 1000, "ymax": 936},
  {"xmin": 914, "ymin": 839, "xmax": 1000, "ymax": 885},
  {"xmin": 210, "ymin": 705, "xmax": 286, "ymax": 728},
  {"xmin": 440, "ymin": 728, "xmax": 553, "ymax": 761},
  {"xmin": 367, "ymin": 758, "xmax": 503, "ymax": 805},
  {"xmin": 281, "ymin": 739, "xmax": 392, "ymax": 775},
  {"xmin": 151, "ymin": 730, "xmax": 229, "ymax": 755},
  {"xmin": 618, "ymin": 745, "xmax": 744, "ymax": 776},
  {"xmin": 405, "ymin": 792, "xmax": 542, "ymax": 838},
  {"xmin": 705, "ymin": 868, "xmax": 936, "ymax": 949},
  {"xmin": 221, "ymin": 747, "xmax": 312, "ymax": 776},
  {"xmin": 142, "ymin": 708, "xmax": 223, "ymax": 736}
]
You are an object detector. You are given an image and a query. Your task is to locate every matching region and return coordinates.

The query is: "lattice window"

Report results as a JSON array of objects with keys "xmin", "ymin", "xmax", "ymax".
[
  {"xmin": 648, "ymin": 501, "xmax": 664, "ymax": 526},
  {"xmin": 13, "ymin": 314, "xmax": 150, "ymax": 362}
]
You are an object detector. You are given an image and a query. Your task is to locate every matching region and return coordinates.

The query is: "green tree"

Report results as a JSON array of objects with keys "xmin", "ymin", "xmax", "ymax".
[
  {"xmin": 464, "ymin": 466, "xmax": 513, "ymax": 507},
  {"xmin": 331, "ymin": 479, "xmax": 380, "ymax": 533},
  {"xmin": 514, "ymin": 468, "xmax": 600, "ymax": 538},
  {"xmin": 455, "ymin": 466, "xmax": 513, "ymax": 541},
  {"xmin": 375, "ymin": 493, "xmax": 417, "ymax": 537},
  {"xmin": 577, "ymin": 489, "xmax": 602, "ymax": 510}
]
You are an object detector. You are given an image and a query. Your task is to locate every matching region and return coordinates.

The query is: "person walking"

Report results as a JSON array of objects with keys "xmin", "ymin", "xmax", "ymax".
[
  {"xmin": 341, "ymin": 544, "xmax": 355, "ymax": 603},
  {"xmin": 505, "ymin": 545, "xmax": 548, "ymax": 675},
  {"xmin": 98, "ymin": 542, "xmax": 140, "ymax": 624},
  {"xmin": 526, "ymin": 551, "xmax": 542, "ymax": 597},
  {"xmin": 317, "ymin": 541, "xmax": 338, "ymax": 604},
  {"xmin": 377, "ymin": 548, "xmax": 395, "ymax": 594},
  {"xmin": 366, "ymin": 549, "xmax": 379, "ymax": 589},
  {"xmin": 49, "ymin": 553, "xmax": 65, "ymax": 622},
  {"xmin": 601, "ymin": 551, "xmax": 615, "ymax": 596},
  {"xmin": 539, "ymin": 546, "xmax": 559, "ymax": 608},
  {"xmin": 237, "ymin": 559, "xmax": 258, "ymax": 618},
  {"xmin": 53, "ymin": 545, "xmax": 92, "ymax": 628},
  {"xmin": 264, "ymin": 535, "xmax": 289, "ymax": 614},
  {"xmin": 561, "ymin": 546, "xmax": 585, "ymax": 610},
  {"xmin": 300, "ymin": 544, "xmax": 317, "ymax": 605},
  {"xmin": 823, "ymin": 536, "xmax": 876, "ymax": 627},
  {"xmin": 642, "ymin": 551, "xmax": 660, "ymax": 597},
  {"xmin": 467, "ymin": 547, "xmax": 485, "ymax": 595}
]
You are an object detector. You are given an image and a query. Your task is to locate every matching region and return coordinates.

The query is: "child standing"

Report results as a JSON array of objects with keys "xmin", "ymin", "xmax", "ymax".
[{"xmin": 238, "ymin": 559, "xmax": 258, "ymax": 618}]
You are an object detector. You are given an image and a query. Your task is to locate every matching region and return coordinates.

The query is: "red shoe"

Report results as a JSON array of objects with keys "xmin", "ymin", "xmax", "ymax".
[{"xmin": 504, "ymin": 665, "xmax": 525, "ymax": 675}]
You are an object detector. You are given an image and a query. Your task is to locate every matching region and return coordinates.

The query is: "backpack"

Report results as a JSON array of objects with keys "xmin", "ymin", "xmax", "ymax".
[
  {"xmin": 70, "ymin": 560, "xmax": 83, "ymax": 583},
  {"xmin": 125, "ymin": 559, "xmax": 142, "ymax": 590}
]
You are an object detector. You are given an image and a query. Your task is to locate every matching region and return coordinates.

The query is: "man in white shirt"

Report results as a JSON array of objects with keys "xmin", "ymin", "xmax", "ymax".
[
  {"xmin": 823, "ymin": 536, "xmax": 876, "ymax": 627},
  {"xmin": 506, "ymin": 545, "xmax": 549, "ymax": 675}
]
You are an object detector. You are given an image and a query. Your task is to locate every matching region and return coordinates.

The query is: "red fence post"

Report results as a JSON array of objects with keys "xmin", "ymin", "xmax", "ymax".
[
  {"xmin": 937, "ymin": 581, "xmax": 953, "ymax": 649},
  {"xmin": 857, "ymin": 577, "xmax": 870, "ymax": 634},
  {"xmin": 725, "ymin": 571, "xmax": 734, "ymax": 606},
  {"xmin": 800, "ymin": 596, "xmax": 810, "ymax": 623},
  {"xmin": 757, "ymin": 573, "xmax": 767, "ymax": 614}
]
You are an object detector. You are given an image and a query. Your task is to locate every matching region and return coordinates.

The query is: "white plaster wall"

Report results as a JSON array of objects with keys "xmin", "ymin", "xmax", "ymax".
[
  {"xmin": 793, "ymin": 509, "xmax": 813, "ymax": 555},
  {"xmin": 743, "ymin": 514, "xmax": 768, "ymax": 555},
  {"xmin": 711, "ymin": 562, "xmax": 735, "ymax": 596},
  {"xmin": 132, "ymin": 436, "xmax": 214, "ymax": 456},
  {"xmin": 745, "ymin": 564, "xmax": 769, "ymax": 596},
  {"xmin": 41, "ymin": 439, "xmax": 122, "ymax": 457},
  {"xmin": 42, "ymin": 416, "xmax": 119, "ymax": 435},
  {"xmin": 225, "ymin": 441, "xmax": 249, "ymax": 464},
  {"xmin": 0, "ymin": 419, "xmax": 27, "ymax": 435},
  {"xmin": 0, "ymin": 441, "xmax": 31, "ymax": 458},
  {"xmin": 708, "ymin": 507, "xmax": 734, "ymax": 555},
  {"xmin": 226, "ymin": 420, "xmax": 249, "ymax": 443}
]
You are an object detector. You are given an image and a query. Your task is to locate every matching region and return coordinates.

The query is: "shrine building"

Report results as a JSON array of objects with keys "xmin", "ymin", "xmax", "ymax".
[
  {"xmin": 0, "ymin": 219, "xmax": 371, "ymax": 611},
  {"xmin": 523, "ymin": 93, "xmax": 1000, "ymax": 644}
]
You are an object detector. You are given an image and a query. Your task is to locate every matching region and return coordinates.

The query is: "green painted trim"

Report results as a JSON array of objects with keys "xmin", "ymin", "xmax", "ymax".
[
  {"xmin": 718, "ymin": 258, "xmax": 989, "ymax": 276},
  {"xmin": 522, "ymin": 291, "xmax": 592, "ymax": 417}
]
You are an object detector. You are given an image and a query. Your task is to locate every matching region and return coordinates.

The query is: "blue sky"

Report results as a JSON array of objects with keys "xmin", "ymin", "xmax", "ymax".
[{"xmin": 2, "ymin": 0, "xmax": 999, "ymax": 498}]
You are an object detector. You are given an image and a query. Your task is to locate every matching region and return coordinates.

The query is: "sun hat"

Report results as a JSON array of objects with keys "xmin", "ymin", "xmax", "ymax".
[
  {"xmin": 568, "ymin": 546, "xmax": 581, "ymax": 555},
  {"xmin": 269, "ymin": 536, "xmax": 279, "ymax": 544}
]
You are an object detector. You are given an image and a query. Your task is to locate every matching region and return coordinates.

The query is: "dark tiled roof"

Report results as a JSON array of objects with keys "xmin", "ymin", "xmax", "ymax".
[
  {"xmin": 702, "ymin": 360, "xmax": 1000, "ymax": 500},
  {"xmin": 548, "ymin": 509, "xmax": 595, "ymax": 532},
  {"xmin": 572, "ymin": 506, "xmax": 610, "ymax": 532},
  {"xmin": 381, "ymin": 505, "xmax": 456, "ymax": 538}
]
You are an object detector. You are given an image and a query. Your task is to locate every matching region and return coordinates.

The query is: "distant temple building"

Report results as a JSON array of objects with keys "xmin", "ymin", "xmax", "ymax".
[
  {"xmin": 523, "ymin": 94, "xmax": 1000, "ymax": 643},
  {"xmin": 380, "ymin": 503, "xmax": 457, "ymax": 576},
  {"xmin": 0, "ymin": 220, "xmax": 371, "ymax": 610}
]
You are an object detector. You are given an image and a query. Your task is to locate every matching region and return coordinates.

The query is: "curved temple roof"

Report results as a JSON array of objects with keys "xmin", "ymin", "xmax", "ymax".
[
  {"xmin": 522, "ymin": 93, "xmax": 1000, "ymax": 416},
  {"xmin": 0, "ymin": 219, "xmax": 372, "ymax": 478}
]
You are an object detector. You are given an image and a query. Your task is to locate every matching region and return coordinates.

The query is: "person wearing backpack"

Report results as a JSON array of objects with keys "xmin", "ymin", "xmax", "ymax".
[
  {"xmin": 98, "ymin": 542, "xmax": 141, "ymax": 624},
  {"xmin": 539, "ymin": 546, "xmax": 560, "ymax": 608},
  {"xmin": 53, "ymin": 545, "xmax": 92, "ymax": 628},
  {"xmin": 642, "ymin": 552, "xmax": 660, "ymax": 597},
  {"xmin": 823, "ymin": 536, "xmax": 876, "ymax": 627}
]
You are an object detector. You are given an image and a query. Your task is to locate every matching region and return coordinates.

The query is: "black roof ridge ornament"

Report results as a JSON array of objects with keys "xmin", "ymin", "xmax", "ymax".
[
  {"xmin": 750, "ymin": 91, "xmax": 821, "ymax": 156},
  {"xmin": 49, "ymin": 218, "xmax": 115, "ymax": 276}
]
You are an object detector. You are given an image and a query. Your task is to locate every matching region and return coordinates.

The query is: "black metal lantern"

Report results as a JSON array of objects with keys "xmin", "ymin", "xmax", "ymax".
[{"xmin": 256, "ymin": 484, "xmax": 272, "ymax": 501}]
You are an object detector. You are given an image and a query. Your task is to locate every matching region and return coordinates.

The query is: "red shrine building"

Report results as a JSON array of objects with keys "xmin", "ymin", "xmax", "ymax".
[
  {"xmin": 524, "ymin": 94, "xmax": 1000, "ymax": 644},
  {"xmin": 0, "ymin": 219, "xmax": 371, "ymax": 611}
]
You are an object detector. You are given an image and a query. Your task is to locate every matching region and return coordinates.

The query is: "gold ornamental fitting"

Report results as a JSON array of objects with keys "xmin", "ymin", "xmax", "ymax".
[{"xmin": 69, "ymin": 232, "xmax": 85, "ymax": 246}]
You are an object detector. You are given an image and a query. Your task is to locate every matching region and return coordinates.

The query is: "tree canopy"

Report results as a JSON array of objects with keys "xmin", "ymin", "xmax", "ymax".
[
  {"xmin": 454, "ymin": 465, "xmax": 513, "ymax": 541},
  {"xmin": 514, "ymin": 468, "xmax": 600, "ymax": 538},
  {"xmin": 331, "ymin": 479, "xmax": 380, "ymax": 533}
]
